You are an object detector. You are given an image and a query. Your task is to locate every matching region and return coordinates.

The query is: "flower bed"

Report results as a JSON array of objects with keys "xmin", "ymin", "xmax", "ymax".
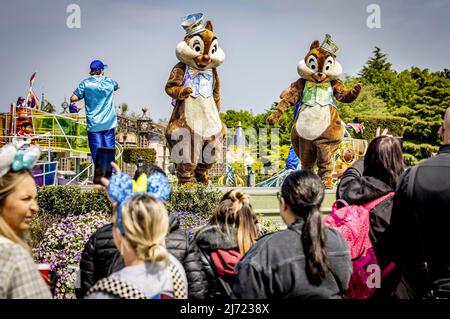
[
  {"xmin": 31, "ymin": 185, "xmax": 281, "ymax": 298},
  {"xmin": 33, "ymin": 212, "xmax": 111, "ymax": 299}
]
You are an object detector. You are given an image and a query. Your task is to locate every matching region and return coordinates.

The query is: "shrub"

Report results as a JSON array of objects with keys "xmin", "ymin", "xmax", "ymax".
[
  {"xmin": 172, "ymin": 211, "xmax": 209, "ymax": 240},
  {"xmin": 353, "ymin": 115, "xmax": 407, "ymax": 140},
  {"xmin": 33, "ymin": 212, "xmax": 111, "ymax": 299},
  {"xmin": 38, "ymin": 186, "xmax": 111, "ymax": 216},
  {"xmin": 122, "ymin": 147, "xmax": 156, "ymax": 164},
  {"xmin": 167, "ymin": 184, "xmax": 223, "ymax": 220},
  {"xmin": 257, "ymin": 215, "xmax": 282, "ymax": 235},
  {"xmin": 403, "ymin": 141, "xmax": 439, "ymax": 164}
]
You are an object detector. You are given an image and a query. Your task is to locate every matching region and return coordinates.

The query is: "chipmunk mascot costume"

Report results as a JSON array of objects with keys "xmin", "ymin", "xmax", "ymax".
[
  {"xmin": 165, "ymin": 13, "xmax": 226, "ymax": 185},
  {"xmin": 267, "ymin": 34, "xmax": 361, "ymax": 189}
]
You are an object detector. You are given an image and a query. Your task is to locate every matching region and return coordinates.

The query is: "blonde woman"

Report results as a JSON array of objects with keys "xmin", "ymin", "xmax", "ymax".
[
  {"xmin": 192, "ymin": 189, "xmax": 259, "ymax": 299},
  {"xmin": 86, "ymin": 171, "xmax": 188, "ymax": 299},
  {"xmin": 0, "ymin": 144, "xmax": 52, "ymax": 299}
]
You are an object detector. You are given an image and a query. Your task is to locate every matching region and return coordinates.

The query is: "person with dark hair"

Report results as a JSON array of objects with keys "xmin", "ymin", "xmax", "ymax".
[
  {"xmin": 336, "ymin": 133, "xmax": 405, "ymax": 298},
  {"xmin": 337, "ymin": 136, "xmax": 404, "ymax": 261},
  {"xmin": 76, "ymin": 163, "xmax": 207, "ymax": 299},
  {"xmin": 232, "ymin": 171, "xmax": 352, "ymax": 299},
  {"xmin": 17, "ymin": 122, "xmax": 33, "ymax": 137},
  {"xmin": 385, "ymin": 107, "xmax": 450, "ymax": 299},
  {"xmin": 70, "ymin": 60, "xmax": 119, "ymax": 164},
  {"xmin": 192, "ymin": 189, "xmax": 259, "ymax": 299},
  {"xmin": 16, "ymin": 96, "xmax": 26, "ymax": 107}
]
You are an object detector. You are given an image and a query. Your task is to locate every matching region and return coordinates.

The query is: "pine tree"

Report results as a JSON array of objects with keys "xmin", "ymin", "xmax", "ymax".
[
  {"xmin": 395, "ymin": 68, "xmax": 450, "ymax": 164},
  {"xmin": 359, "ymin": 47, "xmax": 393, "ymax": 84}
]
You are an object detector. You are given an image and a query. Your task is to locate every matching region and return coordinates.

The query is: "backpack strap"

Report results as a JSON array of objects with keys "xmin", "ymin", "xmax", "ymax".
[
  {"xmin": 198, "ymin": 247, "xmax": 233, "ymax": 297},
  {"xmin": 332, "ymin": 199, "xmax": 349, "ymax": 213},
  {"xmin": 87, "ymin": 277, "xmax": 148, "ymax": 299},
  {"xmin": 169, "ymin": 262, "xmax": 187, "ymax": 299}
]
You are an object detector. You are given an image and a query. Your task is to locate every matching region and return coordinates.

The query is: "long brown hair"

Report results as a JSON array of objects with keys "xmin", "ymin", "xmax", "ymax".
[
  {"xmin": 363, "ymin": 136, "xmax": 405, "ymax": 188},
  {"xmin": 281, "ymin": 170, "xmax": 328, "ymax": 286},
  {"xmin": 210, "ymin": 190, "xmax": 258, "ymax": 255},
  {"xmin": 0, "ymin": 169, "xmax": 34, "ymax": 252}
]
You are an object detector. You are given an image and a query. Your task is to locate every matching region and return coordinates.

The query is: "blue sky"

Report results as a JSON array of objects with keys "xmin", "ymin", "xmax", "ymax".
[{"xmin": 1, "ymin": 0, "xmax": 449, "ymax": 120}]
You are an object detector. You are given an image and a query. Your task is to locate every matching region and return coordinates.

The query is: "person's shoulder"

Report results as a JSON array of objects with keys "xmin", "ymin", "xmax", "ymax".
[
  {"xmin": 86, "ymin": 223, "xmax": 113, "ymax": 248},
  {"xmin": 81, "ymin": 76, "xmax": 94, "ymax": 83},
  {"xmin": 103, "ymin": 76, "xmax": 116, "ymax": 84},
  {"xmin": 0, "ymin": 237, "xmax": 27, "ymax": 255},
  {"xmin": 243, "ymin": 229, "xmax": 290, "ymax": 257},
  {"xmin": 325, "ymin": 227, "xmax": 351, "ymax": 254},
  {"xmin": 168, "ymin": 253, "xmax": 185, "ymax": 274},
  {"xmin": 0, "ymin": 239, "xmax": 35, "ymax": 269}
]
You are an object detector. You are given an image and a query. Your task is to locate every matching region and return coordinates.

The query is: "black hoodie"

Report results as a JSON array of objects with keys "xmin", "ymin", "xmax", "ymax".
[{"xmin": 337, "ymin": 158, "xmax": 395, "ymax": 268}]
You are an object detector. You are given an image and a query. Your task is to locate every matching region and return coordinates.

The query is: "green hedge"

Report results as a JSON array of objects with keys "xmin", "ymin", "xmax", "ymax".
[
  {"xmin": 402, "ymin": 141, "xmax": 439, "ymax": 165},
  {"xmin": 166, "ymin": 184, "xmax": 223, "ymax": 220},
  {"xmin": 122, "ymin": 148, "xmax": 156, "ymax": 164},
  {"xmin": 353, "ymin": 115, "xmax": 407, "ymax": 140},
  {"xmin": 33, "ymin": 185, "xmax": 281, "ymax": 247},
  {"xmin": 37, "ymin": 186, "xmax": 111, "ymax": 216}
]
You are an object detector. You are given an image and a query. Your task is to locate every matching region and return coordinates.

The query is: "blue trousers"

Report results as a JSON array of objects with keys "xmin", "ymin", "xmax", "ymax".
[
  {"xmin": 87, "ymin": 128, "xmax": 115, "ymax": 163},
  {"xmin": 285, "ymin": 101, "xmax": 302, "ymax": 170}
]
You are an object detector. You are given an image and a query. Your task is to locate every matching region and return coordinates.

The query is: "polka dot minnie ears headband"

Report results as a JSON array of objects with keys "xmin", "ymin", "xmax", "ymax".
[{"xmin": 107, "ymin": 171, "xmax": 171, "ymax": 236}]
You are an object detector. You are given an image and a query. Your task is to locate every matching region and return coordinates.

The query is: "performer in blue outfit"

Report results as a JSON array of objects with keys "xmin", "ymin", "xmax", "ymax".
[
  {"xmin": 285, "ymin": 101, "xmax": 301, "ymax": 170},
  {"xmin": 70, "ymin": 60, "xmax": 119, "ymax": 163}
]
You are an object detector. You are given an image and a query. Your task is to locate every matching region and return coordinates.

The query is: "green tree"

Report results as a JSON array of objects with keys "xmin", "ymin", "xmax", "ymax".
[
  {"xmin": 359, "ymin": 47, "xmax": 392, "ymax": 85},
  {"xmin": 337, "ymin": 76, "xmax": 388, "ymax": 123},
  {"xmin": 395, "ymin": 68, "xmax": 450, "ymax": 164},
  {"xmin": 220, "ymin": 109, "xmax": 255, "ymax": 129},
  {"xmin": 120, "ymin": 103, "xmax": 129, "ymax": 116}
]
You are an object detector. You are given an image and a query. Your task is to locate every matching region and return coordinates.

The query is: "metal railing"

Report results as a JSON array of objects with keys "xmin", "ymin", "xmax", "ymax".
[
  {"xmin": 32, "ymin": 161, "xmax": 59, "ymax": 186},
  {"xmin": 65, "ymin": 141, "xmax": 124, "ymax": 185}
]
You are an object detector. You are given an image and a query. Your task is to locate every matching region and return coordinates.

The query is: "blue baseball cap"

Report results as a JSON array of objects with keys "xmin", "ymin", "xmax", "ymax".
[{"xmin": 90, "ymin": 60, "xmax": 108, "ymax": 71}]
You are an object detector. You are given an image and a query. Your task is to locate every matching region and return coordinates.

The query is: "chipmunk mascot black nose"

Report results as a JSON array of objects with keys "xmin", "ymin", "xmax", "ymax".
[
  {"xmin": 165, "ymin": 13, "xmax": 226, "ymax": 185},
  {"xmin": 267, "ymin": 35, "xmax": 361, "ymax": 189}
]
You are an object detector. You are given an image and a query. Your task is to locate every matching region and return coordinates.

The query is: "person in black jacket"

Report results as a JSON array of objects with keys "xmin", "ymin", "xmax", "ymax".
[
  {"xmin": 337, "ymin": 135, "xmax": 405, "ymax": 270},
  {"xmin": 192, "ymin": 189, "xmax": 259, "ymax": 299},
  {"xmin": 232, "ymin": 170, "xmax": 352, "ymax": 299},
  {"xmin": 76, "ymin": 163, "xmax": 206, "ymax": 299},
  {"xmin": 385, "ymin": 107, "xmax": 450, "ymax": 299}
]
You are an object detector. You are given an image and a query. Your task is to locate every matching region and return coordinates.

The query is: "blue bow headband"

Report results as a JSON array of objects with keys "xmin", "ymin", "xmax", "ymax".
[
  {"xmin": 107, "ymin": 172, "xmax": 171, "ymax": 235},
  {"xmin": 0, "ymin": 144, "xmax": 40, "ymax": 177}
]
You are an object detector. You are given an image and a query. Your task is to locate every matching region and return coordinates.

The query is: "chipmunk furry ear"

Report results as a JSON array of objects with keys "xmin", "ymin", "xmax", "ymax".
[
  {"xmin": 205, "ymin": 20, "xmax": 213, "ymax": 32},
  {"xmin": 310, "ymin": 40, "xmax": 320, "ymax": 50}
]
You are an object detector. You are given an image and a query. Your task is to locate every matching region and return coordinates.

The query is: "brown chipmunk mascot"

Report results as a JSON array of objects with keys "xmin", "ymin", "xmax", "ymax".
[
  {"xmin": 165, "ymin": 13, "xmax": 226, "ymax": 185},
  {"xmin": 267, "ymin": 35, "xmax": 361, "ymax": 189}
]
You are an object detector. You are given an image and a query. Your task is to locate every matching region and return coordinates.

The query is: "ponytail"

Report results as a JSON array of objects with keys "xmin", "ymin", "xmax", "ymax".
[
  {"xmin": 211, "ymin": 189, "xmax": 258, "ymax": 255},
  {"xmin": 136, "ymin": 242, "xmax": 169, "ymax": 266},
  {"xmin": 281, "ymin": 171, "xmax": 329, "ymax": 286},
  {"xmin": 301, "ymin": 206, "xmax": 329, "ymax": 285}
]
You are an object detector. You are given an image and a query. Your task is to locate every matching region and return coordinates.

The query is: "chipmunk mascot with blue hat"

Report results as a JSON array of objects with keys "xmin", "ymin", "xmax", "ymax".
[
  {"xmin": 165, "ymin": 13, "xmax": 226, "ymax": 185},
  {"xmin": 267, "ymin": 35, "xmax": 362, "ymax": 189}
]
